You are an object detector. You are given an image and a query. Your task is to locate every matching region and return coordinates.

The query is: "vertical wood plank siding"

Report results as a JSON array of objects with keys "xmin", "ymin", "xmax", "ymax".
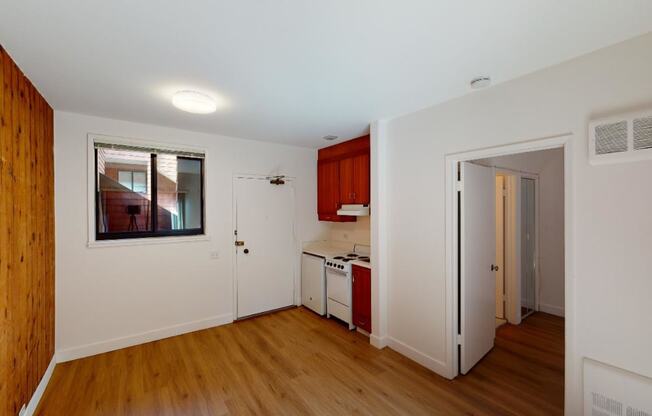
[{"xmin": 0, "ymin": 45, "xmax": 55, "ymax": 415}]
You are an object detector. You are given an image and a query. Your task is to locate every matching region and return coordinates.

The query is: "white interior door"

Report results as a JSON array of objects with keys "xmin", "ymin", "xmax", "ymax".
[
  {"xmin": 235, "ymin": 177, "xmax": 295, "ymax": 319},
  {"xmin": 460, "ymin": 162, "xmax": 496, "ymax": 374}
]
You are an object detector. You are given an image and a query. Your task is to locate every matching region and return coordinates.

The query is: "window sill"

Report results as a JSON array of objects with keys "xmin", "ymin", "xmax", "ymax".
[{"xmin": 87, "ymin": 234, "xmax": 211, "ymax": 248}]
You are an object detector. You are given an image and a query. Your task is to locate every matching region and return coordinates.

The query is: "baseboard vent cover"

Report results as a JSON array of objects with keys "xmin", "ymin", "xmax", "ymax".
[{"xmin": 584, "ymin": 358, "xmax": 652, "ymax": 416}]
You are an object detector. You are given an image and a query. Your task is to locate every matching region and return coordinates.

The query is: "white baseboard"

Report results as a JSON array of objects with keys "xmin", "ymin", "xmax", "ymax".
[
  {"xmin": 370, "ymin": 333, "xmax": 388, "ymax": 349},
  {"xmin": 539, "ymin": 303, "xmax": 565, "ymax": 317},
  {"xmin": 56, "ymin": 313, "xmax": 233, "ymax": 363},
  {"xmin": 386, "ymin": 336, "xmax": 449, "ymax": 378},
  {"xmin": 24, "ymin": 356, "xmax": 56, "ymax": 416}
]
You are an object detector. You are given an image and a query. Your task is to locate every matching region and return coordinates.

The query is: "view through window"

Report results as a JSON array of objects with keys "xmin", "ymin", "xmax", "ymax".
[{"xmin": 95, "ymin": 142, "xmax": 204, "ymax": 239}]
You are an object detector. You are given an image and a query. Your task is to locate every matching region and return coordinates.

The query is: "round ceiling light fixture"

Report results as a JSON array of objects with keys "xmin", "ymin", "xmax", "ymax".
[
  {"xmin": 470, "ymin": 76, "xmax": 491, "ymax": 90},
  {"xmin": 172, "ymin": 90, "xmax": 218, "ymax": 114},
  {"xmin": 323, "ymin": 135, "xmax": 338, "ymax": 141}
]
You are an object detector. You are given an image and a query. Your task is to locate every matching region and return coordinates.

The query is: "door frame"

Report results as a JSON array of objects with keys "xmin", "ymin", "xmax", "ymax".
[
  {"xmin": 231, "ymin": 174, "xmax": 299, "ymax": 320},
  {"xmin": 493, "ymin": 168, "xmax": 540, "ymax": 325},
  {"xmin": 517, "ymin": 173, "xmax": 540, "ymax": 320},
  {"xmin": 444, "ymin": 133, "xmax": 574, "ymax": 386}
]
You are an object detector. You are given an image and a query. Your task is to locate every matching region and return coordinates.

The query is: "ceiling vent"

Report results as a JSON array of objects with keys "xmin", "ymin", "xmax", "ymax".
[{"xmin": 589, "ymin": 110, "xmax": 652, "ymax": 165}]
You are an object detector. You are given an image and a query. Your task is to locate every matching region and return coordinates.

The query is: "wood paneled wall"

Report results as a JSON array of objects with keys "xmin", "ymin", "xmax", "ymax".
[{"xmin": 0, "ymin": 45, "xmax": 55, "ymax": 415}]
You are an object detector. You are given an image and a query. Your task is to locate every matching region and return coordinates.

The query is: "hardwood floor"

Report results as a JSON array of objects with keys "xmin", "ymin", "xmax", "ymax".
[{"xmin": 36, "ymin": 309, "xmax": 564, "ymax": 415}]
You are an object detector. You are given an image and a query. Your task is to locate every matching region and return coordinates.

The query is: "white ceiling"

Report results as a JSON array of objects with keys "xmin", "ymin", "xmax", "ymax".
[{"xmin": 1, "ymin": 1, "xmax": 651, "ymax": 148}]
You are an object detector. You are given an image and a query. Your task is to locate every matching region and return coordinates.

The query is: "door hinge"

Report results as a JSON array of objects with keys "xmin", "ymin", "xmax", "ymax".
[
  {"xmin": 455, "ymin": 181, "xmax": 463, "ymax": 192},
  {"xmin": 456, "ymin": 334, "xmax": 463, "ymax": 345}
]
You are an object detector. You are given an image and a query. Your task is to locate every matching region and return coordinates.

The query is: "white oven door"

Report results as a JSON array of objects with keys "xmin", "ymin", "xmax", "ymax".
[{"xmin": 326, "ymin": 268, "xmax": 351, "ymax": 306}]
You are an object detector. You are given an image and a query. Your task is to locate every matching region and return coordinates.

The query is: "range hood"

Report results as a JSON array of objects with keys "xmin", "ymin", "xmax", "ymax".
[{"xmin": 337, "ymin": 204, "xmax": 370, "ymax": 216}]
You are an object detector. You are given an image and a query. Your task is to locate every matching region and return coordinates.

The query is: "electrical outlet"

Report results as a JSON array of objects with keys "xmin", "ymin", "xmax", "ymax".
[{"xmin": 210, "ymin": 251, "xmax": 220, "ymax": 260}]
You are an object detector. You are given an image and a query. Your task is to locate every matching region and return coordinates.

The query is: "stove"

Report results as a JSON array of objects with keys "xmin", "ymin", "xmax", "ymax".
[
  {"xmin": 325, "ymin": 254, "xmax": 356, "ymax": 272},
  {"xmin": 325, "ymin": 245, "xmax": 370, "ymax": 330}
]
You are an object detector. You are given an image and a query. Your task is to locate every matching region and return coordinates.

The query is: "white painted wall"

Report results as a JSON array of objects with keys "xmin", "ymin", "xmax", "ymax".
[
  {"xmin": 477, "ymin": 148, "xmax": 565, "ymax": 316},
  {"xmin": 381, "ymin": 33, "xmax": 652, "ymax": 414},
  {"xmin": 55, "ymin": 111, "xmax": 328, "ymax": 359},
  {"xmin": 328, "ymin": 216, "xmax": 371, "ymax": 245}
]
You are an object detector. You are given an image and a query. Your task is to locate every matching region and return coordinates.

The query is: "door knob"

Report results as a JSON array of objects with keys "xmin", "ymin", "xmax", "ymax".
[
  {"xmin": 491, "ymin": 264, "xmax": 499, "ymax": 271},
  {"xmin": 243, "ymin": 248, "xmax": 250, "ymax": 254}
]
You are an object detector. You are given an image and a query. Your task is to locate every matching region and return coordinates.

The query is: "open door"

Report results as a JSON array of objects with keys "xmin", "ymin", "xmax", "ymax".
[{"xmin": 460, "ymin": 162, "xmax": 496, "ymax": 374}]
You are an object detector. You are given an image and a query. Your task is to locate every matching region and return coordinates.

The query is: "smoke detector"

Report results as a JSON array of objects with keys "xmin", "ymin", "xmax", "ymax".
[
  {"xmin": 470, "ymin": 76, "xmax": 491, "ymax": 90},
  {"xmin": 323, "ymin": 135, "xmax": 338, "ymax": 141}
]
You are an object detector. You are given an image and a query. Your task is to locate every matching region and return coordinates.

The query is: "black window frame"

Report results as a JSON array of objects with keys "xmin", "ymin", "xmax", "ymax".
[{"xmin": 95, "ymin": 148, "xmax": 205, "ymax": 241}]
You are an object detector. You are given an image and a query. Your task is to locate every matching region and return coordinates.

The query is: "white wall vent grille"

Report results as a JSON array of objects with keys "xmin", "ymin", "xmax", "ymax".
[
  {"xmin": 589, "ymin": 110, "xmax": 652, "ymax": 164},
  {"xmin": 584, "ymin": 358, "xmax": 652, "ymax": 416},
  {"xmin": 633, "ymin": 117, "xmax": 652, "ymax": 150},
  {"xmin": 595, "ymin": 121, "xmax": 628, "ymax": 155}
]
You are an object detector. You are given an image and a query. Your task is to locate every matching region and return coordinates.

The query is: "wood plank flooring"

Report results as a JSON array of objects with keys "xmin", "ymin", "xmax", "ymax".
[{"xmin": 36, "ymin": 309, "xmax": 564, "ymax": 415}]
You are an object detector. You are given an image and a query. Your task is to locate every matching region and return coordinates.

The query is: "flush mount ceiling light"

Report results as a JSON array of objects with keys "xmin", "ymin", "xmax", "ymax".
[
  {"xmin": 470, "ymin": 76, "xmax": 491, "ymax": 90},
  {"xmin": 172, "ymin": 90, "xmax": 218, "ymax": 114},
  {"xmin": 323, "ymin": 135, "xmax": 338, "ymax": 141}
]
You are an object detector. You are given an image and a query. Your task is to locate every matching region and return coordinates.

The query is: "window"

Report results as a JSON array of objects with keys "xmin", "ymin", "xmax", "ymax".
[
  {"xmin": 95, "ymin": 142, "xmax": 205, "ymax": 240},
  {"xmin": 118, "ymin": 170, "xmax": 147, "ymax": 193}
]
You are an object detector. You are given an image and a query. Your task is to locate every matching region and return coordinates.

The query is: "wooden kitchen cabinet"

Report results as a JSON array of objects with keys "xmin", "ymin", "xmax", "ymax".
[
  {"xmin": 318, "ymin": 160, "xmax": 355, "ymax": 222},
  {"xmin": 352, "ymin": 265, "xmax": 372, "ymax": 333},
  {"xmin": 317, "ymin": 135, "xmax": 370, "ymax": 221},
  {"xmin": 342, "ymin": 153, "xmax": 369, "ymax": 204}
]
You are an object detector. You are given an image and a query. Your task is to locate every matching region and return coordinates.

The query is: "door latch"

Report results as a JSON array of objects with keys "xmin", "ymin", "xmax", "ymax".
[{"xmin": 235, "ymin": 241, "xmax": 245, "ymax": 246}]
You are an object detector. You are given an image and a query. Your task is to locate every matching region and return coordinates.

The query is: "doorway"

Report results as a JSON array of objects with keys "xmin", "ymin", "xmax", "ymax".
[
  {"xmin": 492, "ymin": 168, "xmax": 541, "ymax": 326},
  {"xmin": 447, "ymin": 137, "xmax": 568, "ymax": 381},
  {"xmin": 233, "ymin": 175, "xmax": 296, "ymax": 319},
  {"xmin": 521, "ymin": 176, "xmax": 537, "ymax": 319}
]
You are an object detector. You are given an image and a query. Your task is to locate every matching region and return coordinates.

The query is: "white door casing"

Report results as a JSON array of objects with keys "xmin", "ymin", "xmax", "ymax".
[
  {"xmin": 234, "ymin": 176, "xmax": 296, "ymax": 319},
  {"xmin": 460, "ymin": 162, "xmax": 496, "ymax": 374},
  {"xmin": 495, "ymin": 175, "xmax": 505, "ymax": 319}
]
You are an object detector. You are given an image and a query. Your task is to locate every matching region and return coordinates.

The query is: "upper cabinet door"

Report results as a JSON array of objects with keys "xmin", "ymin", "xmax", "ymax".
[
  {"xmin": 339, "ymin": 153, "xmax": 370, "ymax": 205},
  {"xmin": 352, "ymin": 153, "xmax": 370, "ymax": 204},
  {"xmin": 339, "ymin": 157, "xmax": 355, "ymax": 204},
  {"xmin": 317, "ymin": 134, "xmax": 369, "ymax": 221},
  {"xmin": 318, "ymin": 160, "xmax": 340, "ymax": 216}
]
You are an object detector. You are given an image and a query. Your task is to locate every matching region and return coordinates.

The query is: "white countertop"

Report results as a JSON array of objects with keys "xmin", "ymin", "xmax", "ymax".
[
  {"xmin": 302, "ymin": 241, "xmax": 372, "ymax": 269},
  {"xmin": 302, "ymin": 241, "xmax": 353, "ymax": 258}
]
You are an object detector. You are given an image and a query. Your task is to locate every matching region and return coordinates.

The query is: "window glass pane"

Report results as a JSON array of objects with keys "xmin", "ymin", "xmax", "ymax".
[
  {"xmin": 97, "ymin": 148, "xmax": 152, "ymax": 233},
  {"xmin": 118, "ymin": 171, "xmax": 132, "ymax": 189},
  {"xmin": 156, "ymin": 156, "xmax": 202, "ymax": 231},
  {"xmin": 133, "ymin": 171, "xmax": 147, "ymax": 193}
]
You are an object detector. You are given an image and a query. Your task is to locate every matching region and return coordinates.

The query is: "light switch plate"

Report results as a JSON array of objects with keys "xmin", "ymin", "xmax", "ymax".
[{"xmin": 210, "ymin": 251, "xmax": 220, "ymax": 260}]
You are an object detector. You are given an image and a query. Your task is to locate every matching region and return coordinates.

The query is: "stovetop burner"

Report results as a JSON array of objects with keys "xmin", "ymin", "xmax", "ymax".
[
  {"xmin": 357, "ymin": 256, "xmax": 370, "ymax": 263},
  {"xmin": 333, "ymin": 256, "xmax": 345, "ymax": 260},
  {"xmin": 346, "ymin": 253, "xmax": 358, "ymax": 258}
]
